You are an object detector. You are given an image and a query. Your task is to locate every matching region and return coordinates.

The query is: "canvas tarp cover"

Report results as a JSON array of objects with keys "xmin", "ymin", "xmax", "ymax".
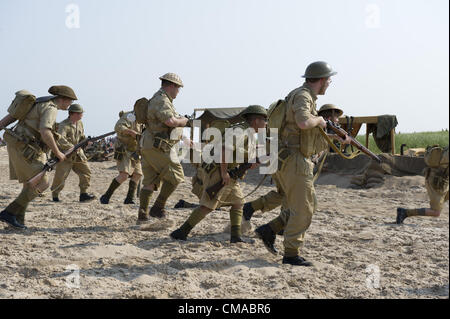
[{"xmin": 195, "ymin": 107, "xmax": 246, "ymax": 127}]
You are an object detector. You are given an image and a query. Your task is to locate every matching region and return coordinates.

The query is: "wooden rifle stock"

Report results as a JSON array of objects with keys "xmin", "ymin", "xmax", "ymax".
[
  {"xmin": 206, "ymin": 162, "xmax": 253, "ymax": 199},
  {"xmin": 326, "ymin": 120, "xmax": 381, "ymax": 163}
]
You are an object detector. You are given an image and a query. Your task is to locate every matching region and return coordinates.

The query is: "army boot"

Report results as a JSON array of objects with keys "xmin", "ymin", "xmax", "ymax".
[
  {"xmin": 100, "ymin": 179, "xmax": 121, "ymax": 204},
  {"xmin": 124, "ymin": 180, "xmax": 137, "ymax": 205},
  {"xmin": 136, "ymin": 208, "xmax": 149, "ymax": 224},
  {"xmin": 170, "ymin": 222, "xmax": 193, "ymax": 241},
  {"xmin": 396, "ymin": 207, "xmax": 408, "ymax": 224},
  {"xmin": 255, "ymin": 224, "xmax": 277, "ymax": 255},
  {"xmin": 100, "ymin": 195, "xmax": 110, "ymax": 204},
  {"xmin": 0, "ymin": 210, "xmax": 27, "ymax": 230},
  {"xmin": 243, "ymin": 202, "xmax": 255, "ymax": 221},
  {"xmin": 52, "ymin": 197, "xmax": 60, "ymax": 202},
  {"xmin": 150, "ymin": 205, "xmax": 167, "ymax": 218},
  {"xmin": 282, "ymin": 256, "xmax": 313, "ymax": 267},
  {"xmin": 80, "ymin": 193, "xmax": 96, "ymax": 202},
  {"xmin": 174, "ymin": 199, "xmax": 186, "ymax": 208},
  {"xmin": 230, "ymin": 236, "xmax": 255, "ymax": 244}
]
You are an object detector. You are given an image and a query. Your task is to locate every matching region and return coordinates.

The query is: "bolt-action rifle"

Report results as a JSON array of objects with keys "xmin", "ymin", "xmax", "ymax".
[
  {"xmin": 27, "ymin": 131, "xmax": 115, "ymax": 189},
  {"xmin": 325, "ymin": 119, "xmax": 381, "ymax": 163}
]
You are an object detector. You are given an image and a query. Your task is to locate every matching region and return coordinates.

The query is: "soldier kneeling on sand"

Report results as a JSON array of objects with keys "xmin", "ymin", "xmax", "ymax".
[{"xmin": 396, "ymin": 146, "xmax": 449, "ymax": 224}]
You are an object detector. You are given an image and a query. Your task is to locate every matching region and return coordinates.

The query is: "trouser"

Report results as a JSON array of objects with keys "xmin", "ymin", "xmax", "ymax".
[
  {"xmin": 4, "ymin": 137, "xmax": 48, "ymax": 223},
  {"xmin": 51, "ymin": 160, "xmax": 92, "ymax": 196},
  {"xmin": 425, "ymin": 169, "xmax": 449, "ymax": 211},
  {"xmin": 272, "ymin": 150, "xmax": 317, "ymax": 257}
]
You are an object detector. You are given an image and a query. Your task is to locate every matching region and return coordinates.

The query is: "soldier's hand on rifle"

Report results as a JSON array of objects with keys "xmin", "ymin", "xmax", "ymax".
[
  {"xmin": 317, "ymin": 116, "xmax": 327, "ymax": 129},
  {"xmin": 55, "ymin": 150, "xmax": 67, "ymax": 162},
  {"xmin": 333, "ymin": 134, "xmax": 352, "ymax": 145},
  {"xmin": 341, "ymin": 134, "xmax": 352, "ymax": 145}
]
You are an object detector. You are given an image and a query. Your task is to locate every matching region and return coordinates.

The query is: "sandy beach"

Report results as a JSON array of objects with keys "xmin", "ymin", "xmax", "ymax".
[{"xmin": 0, "ymin": 146, "xmax": 448, "ymax": 299}]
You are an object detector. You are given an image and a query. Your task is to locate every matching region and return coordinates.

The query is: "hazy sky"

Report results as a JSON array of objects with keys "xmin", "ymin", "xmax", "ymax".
[{"xmin": 1, "ymin": 0, "xmax": 448, "ymax": 136}]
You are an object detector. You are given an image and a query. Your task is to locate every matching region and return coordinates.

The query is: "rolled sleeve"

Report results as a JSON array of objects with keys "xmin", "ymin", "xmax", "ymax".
[
  {"xmin": 57, "ymin": 125, "xmax": 74, "ymax": 151},
  {"xmin": 115, "ymin": 117, "xmax": 130, "ymax": 135},
  {"xmin": 155, "ymin": 100, "xmax": 175, "ymax": 123},
  {"xmin": 292, "ymin": 93, "xmax": 314, "ymax": 125}
]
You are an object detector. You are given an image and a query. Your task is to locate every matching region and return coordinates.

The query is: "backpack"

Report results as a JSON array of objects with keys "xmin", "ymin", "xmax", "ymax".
[
  {"xmin": 133, "ymin": 97, "xmax": 149, "ymax": 125},
  {"xmin": 7, "ymin": 90, "xmax": 36, "ymax": 121},
  {"xmin": 424, "ymin": 145, "xmax": 449, "ymax": 168},
  {"xmin": 267, "ymin": 99, "xmax": 286, "ymax": 134}
]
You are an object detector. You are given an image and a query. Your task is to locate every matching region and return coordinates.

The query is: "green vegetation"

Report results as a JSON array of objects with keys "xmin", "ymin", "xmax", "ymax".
[{"xmin": 355, "ymin": 130, "xmax": 449, "ymax": 154}]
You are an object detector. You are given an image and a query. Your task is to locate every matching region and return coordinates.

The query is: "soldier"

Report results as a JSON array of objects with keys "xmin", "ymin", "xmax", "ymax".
[
  {"xmin": 170, "ymin": 105, "xmax": 268, "ymax": 243},
  {"xmin": 0, "ymin": 85, "xmax": 76, "ymax": 229},
  {"xmin": 137, "ymin": 73, "xmax": 189, "ymax": 223},
  {"xmin": 242, "ymin": 103, "xmax": 346, "ymax": 223},
  {"xmin": 396, "ymin": 146, "xmax": 449, "ymax": 224},
  {"xmin": 100, "ymin": 111, "xmax": 143, "ymax": 205},
  {"xmin": 254, "ymin": 62, "xmax": 347, "ymax": 266},
  {"xmin": 50, "ymin": 104, "xmax": 95, "ymax": 202}
]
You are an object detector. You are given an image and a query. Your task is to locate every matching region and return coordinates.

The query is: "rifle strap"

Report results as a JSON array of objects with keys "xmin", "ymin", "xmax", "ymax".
[
  {"xmin": 313, "ymin": 151, "xmax": 328, "ymax": 184},
  {"xmin": 242, "ymin": 174, "xmax": 268, "ymax": 199},
  {"xmin": 349, "ymin": 116, "xmax": 355, "ymax": 153},
  {"xmin": 319, "ymin": 128, "xmax": 361, "ymax": 160}
]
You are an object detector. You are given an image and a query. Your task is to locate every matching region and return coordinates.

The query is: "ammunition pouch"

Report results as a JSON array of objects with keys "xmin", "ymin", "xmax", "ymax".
[
  {"xmin": 4, "ymin": 129, "xmax": 46, "ymax": 163},
  {"xmin": 201, "ymin": 162, "xmax": 218, "ymax": 175},
  {"xmin": 153, "ymin": 132, "xmax": 176, "ymax": 153},
  {"xmin": 300, "ymin": 128, "xmax": 328, "ymax": 158},
  {"xmin": 114, "ymin": 145, "xmax": 126, "ymax": 161}
]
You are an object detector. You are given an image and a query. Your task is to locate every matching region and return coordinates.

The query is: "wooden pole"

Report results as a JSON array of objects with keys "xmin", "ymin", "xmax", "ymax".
[
  {"xmin": 390, "ymin": 128, "xmax": 395, "ymax": 155},
  {"xmin": 365, "ymin": 123, "xmax": 370, "ymax": 148}
]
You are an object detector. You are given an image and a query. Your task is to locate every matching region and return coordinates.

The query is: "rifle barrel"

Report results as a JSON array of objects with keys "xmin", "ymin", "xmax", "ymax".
[{"xmin": 326, "ymin": 120, "xmax": 381, "ymax": 163}]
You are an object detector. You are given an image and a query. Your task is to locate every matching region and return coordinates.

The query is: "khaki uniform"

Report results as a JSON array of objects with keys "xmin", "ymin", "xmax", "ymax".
[
  {"xmin": 425, "ymin": 167, "xmax": 449, "ymax": 212},
  {"xmin": 4, "ymin": 100, "xmax": 61, "ymax": 184},
  {"xmin": 198, "ymin": 122, "xmax": 251, "ymax": 210},
  {"xmin": 191, "ymin": 166, "xmax": 205, "ymax": 199},
  {"xmin": 273, "ymin": 83, "xmax": 328, "ymax": 256},
  {"xmin": 51, "ymin": 118, "xmax": 91, "ymax": 196},
  {"xmin": 2, "ymin": 99, "xmax": 70, "ymax": 223},
  {"xmin": 141, "ymin": 88, "xmax": 184, "ymax": 188},
  {"xmin": 114, "ymin": 111, "xmax": 143, "ymax": 176},
  {"xmin": 251, "ymin": 175, "xmax": 284, "ymax": 212}
]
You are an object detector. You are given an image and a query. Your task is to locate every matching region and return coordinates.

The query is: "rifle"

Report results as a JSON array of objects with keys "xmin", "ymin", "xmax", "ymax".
[
  {"xmin": 325, "ymin": 119, "xmax": 381, "ymax": 163},
  {"xmin": 27, "ymin": 131, "xmax": 115, "ymax": 189},
  {"xmin": 206, "ymin": 160, "xmax": 258, "ymax": 199}
]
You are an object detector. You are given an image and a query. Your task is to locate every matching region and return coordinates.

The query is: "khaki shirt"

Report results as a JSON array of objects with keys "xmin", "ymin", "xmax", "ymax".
[
  {"xmin": 15, "ymin": 100, "xmax": 58, "ymax": 141},
  {"xmin": 114, "ymin": 111, "xmax": 143, "ymax": 152},
  {"xmin": 57, "ymin": 118, "xmax": 87, "ymax": 161},
  {"xmin": 282, "ymin": 83, "xmax": 318, "ymax": 144},
  {"xmin": 142, "ymin": 88, "xmax": 181, "ymax": 150}
]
